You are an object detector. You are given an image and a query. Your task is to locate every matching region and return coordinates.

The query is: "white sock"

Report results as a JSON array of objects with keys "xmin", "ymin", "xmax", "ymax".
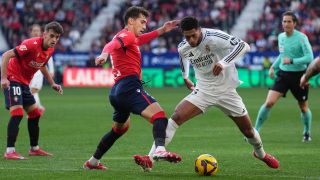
[
  {"xmin": 31, "ymin": 146, "xmax": 39, "ymax": 150},
  {"xmin": 33, "ymin": 92, "xmax": 42, "ymax": 108},
  {"xmin": 149, "ymin": 118, "xmax": 179, "ymax": 158},
  {"xmin": 247, "ymin": 128, "xmax": 266, "ymax": 159},
  {"xmin": 6, "ymin": 147, "xmax": 15, "ymax": 153},
  {"xmin": 89, "ymin": 156, "xmax": 99, "ymax": 166}
]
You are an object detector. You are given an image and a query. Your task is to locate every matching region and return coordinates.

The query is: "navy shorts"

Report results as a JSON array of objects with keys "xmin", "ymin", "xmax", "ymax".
[
  {"xmin": 109, "ymin": 75, "xmax": 157, "ymax": 123},
  {"xmin": 3, "ymin": 81, "xmax": 36, "ymax": 110},
  {"xmin": 271, "ymin": 70, "xmax": 308, "ymax": 101}
]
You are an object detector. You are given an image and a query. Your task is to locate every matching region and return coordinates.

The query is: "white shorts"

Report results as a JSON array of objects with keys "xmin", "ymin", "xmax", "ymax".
[
  {"xmin": 184, "ymin": 88, "xmax": 247, "ymax": 117},
  {"xmin": 29, "ymin": 70, "xmax": 44, "ymax": 90}
]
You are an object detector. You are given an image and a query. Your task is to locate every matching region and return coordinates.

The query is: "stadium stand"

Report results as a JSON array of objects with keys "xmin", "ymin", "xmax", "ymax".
[{"xmin": 245, "ymin": 0, "xmax": 320, "ymax": 52}]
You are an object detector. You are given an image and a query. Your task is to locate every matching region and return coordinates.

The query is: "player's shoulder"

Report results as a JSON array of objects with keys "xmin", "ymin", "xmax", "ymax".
[
  {"xmin": 178, "ymin": 39, "xmax": 190, "ymax": 54},
  {"xmin": 116, "ymin": 29, "xmax": 134, "ymax": 39},
  {"xmin": 294, "ymin": 30, "xmax": 308, "ymax": 39},
  {"xmin": 203, "ymin": 28, "xmax": 230, "ymax": 40},
  {"xmin": 21, "ymin": 37, "xmax": 42, "ymax": 47}
]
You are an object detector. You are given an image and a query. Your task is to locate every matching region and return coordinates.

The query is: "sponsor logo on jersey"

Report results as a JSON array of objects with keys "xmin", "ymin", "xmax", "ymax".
[
  {"xmin": 29, "ymin": 60, "xmax": 45, "ymax": 68},
  {"xmin": 19, "ymin": 45, "xmax": 27, "ymax": 51},
  {"xmin": 190, "ymin": 53, "xmax": 215, "ymax": 68},
  {"xmin": 205, "ymin": 45, "xmax": 210, "ymax": 52}
]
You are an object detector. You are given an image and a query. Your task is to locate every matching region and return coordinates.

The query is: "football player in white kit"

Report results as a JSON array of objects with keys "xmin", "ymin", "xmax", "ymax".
[
  {"xmin": 134, "ymin": 16, "xmax": 279, "ymax": 171},
  {"xmin": 29, "ymin": 24, "xmax": 55, "ymax": 114}
]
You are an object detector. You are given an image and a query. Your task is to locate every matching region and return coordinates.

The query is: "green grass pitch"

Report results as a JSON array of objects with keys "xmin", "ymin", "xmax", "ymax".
[{"xmin": 0, "ymin": 87, "xmax": 319, "ymax": 179}]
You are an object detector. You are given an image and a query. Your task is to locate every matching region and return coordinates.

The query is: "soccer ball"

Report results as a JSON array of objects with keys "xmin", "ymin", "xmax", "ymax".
[{"xmin": 194, "ymin": 154, "xmax": 218, "ymax": 176}]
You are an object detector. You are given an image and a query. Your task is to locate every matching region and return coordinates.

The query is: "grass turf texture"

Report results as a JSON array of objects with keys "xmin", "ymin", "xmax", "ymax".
[{"xmin": 0, "ymin": 87, "xmax": 319, "ymax": 179}]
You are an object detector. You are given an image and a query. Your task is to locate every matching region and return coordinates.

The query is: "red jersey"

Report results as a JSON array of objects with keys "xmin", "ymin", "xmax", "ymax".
[
  {"xmin": 7, "ymin": 37, "xmax": 54, "ymax": 85},
  {"xmin": 106, "ymin": 29, "xmax": 159, "ymax": 82}
]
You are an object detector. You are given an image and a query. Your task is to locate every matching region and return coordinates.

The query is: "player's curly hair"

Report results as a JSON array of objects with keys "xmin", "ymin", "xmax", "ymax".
[
  {"xmin": 123, "ymin": 6, "xmax": 149, "ymax": 25},
  {"xmin": 45, "ymin": 21, "xmax": 64, "ymax": 34},
  {"xmin": 180, "ymin": 16, "xmax": 200, "ymax": 31}
]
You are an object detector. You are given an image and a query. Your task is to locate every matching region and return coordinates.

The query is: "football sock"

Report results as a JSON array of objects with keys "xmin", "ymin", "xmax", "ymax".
[
  {"xmin": 247, "ymin": 128, "xmax": 266, "ymax": 159},
  {"xmin": 33, "ymin": 93, "xmax": 42, "ymax": 108},
  {"xmin": 255, "ymin": 105, "xmax": 270, "ymax": 131},
  {"xmin": 28, "ymin": 117, "xmax": 40, "ymax": 147},
  {"xmin": 148, "ymin": 118, "xmax": 179, "ymax": 158},
  {"xmin": 6, "ymin": 147, "xmax": 15, "ymax": 153},
  {"xmin": 31, "ymin": 145, "xmax": 40, "ymax": 151},
  {"xmin": 153, "ymin": 118, "xmax": 168, "ymax": 147},
  {"xmin": 301, "ymin": 109, "xmax": 312, "ymax": 134},
  {"xmin": 7, "ymin": 116, "xmax": 23, "ymax": 147},
  {"xmin": 93, "ymin": 128, "xmax": 124, "ymax": 160},
  {"xmin": 155, "ymin": 146, "xmax": 165, "ymax": 152},
  {"xmin": 89, "ymin": 156, "xmax": 99, "ymax": 166}
]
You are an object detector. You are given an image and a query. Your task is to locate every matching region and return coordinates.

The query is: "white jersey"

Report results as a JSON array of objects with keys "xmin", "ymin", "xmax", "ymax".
[
  {"xmin": 30, "ymin": 57, "xmax": 54, "ymax": 89},
  {"xmin": 178, "ymin": 28, "xmax": 250, "ymax": 94}
]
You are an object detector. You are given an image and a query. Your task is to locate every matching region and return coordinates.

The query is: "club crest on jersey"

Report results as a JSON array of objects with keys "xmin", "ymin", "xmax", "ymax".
[
  {"xmin": 29, "ymin": 60, "xmax": 44, "ymax": 68},
  {"xmin": 19, "ymin": 45, "xmax": 27, "ymax": 51},
  {"xmin": 205, "ymin": 45, "xmax": 210, "ymax": 52}
]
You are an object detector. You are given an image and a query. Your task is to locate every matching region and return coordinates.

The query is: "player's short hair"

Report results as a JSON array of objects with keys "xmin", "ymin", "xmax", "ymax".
[
  {"xmin": 123, "ymin": 6, "xmax": 149, "ymax": 25},
  {"xmin": 30, "ymin": 24, "xmax": 41, "ymax": 31},
  {"xmin": 180, "ymin": 16, "xmax": 200, "ymax": 31},
  {"xmin": 282, "ymin": 11, "xmax": 298, "ymax": 23},
  {"xmin": 45, "ymin": 21, "xmax": 64, "ymax": 34}
]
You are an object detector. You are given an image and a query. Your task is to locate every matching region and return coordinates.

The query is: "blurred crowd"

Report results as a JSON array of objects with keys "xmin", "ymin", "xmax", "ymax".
[
  {"xmin": 94, "ymin": 0, "xmax": 248, "ymax": 53},
  {"xmin": 246, "ymin": 0, "xmax": 320, "ymax": 52},
  {"xmin": 0, "ymin": 0, "xmax": 107, "ymax": 51},
  {"xmin": 1, "ymin": 0, "xmax": 320, "ymax": 54}
]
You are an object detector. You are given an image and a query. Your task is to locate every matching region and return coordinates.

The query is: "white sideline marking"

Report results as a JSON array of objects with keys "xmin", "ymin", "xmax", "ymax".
[{"xmin": 0, "ymin": 167, "xmax": 319, "ymax": 179}]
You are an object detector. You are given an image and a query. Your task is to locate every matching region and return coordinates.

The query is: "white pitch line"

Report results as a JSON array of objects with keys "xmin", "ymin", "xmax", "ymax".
[{"xmin": 0, "ymin": 167, "xmax": 319, "ymax": 179}]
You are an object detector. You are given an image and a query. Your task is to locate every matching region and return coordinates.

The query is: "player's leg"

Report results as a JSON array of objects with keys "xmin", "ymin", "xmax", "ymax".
[
  {"xmin": 30, "ymin": 71, "xmax": 44, "ymax": 113},
  {"xmin": 23, "ymin": 84, "xmax": 52, "ymax": 156},
  {"xmin": 148, "ymin": 99, "xmax": 202, "ymax": 158},
  {"xmin": 218, "ymin": 89, "xmax": 279, "ymax": 169},
  {"xmin": 298, "ymin": 101, "xmax": 312, "ymax": 142},
  {"xmin": 290, "ymin": 75, "xmax": 312, "ymax": 142},
  {"xmin": 255, "ymin": 70, "xmax": 288, "ymax": 131},
  {"xmin": 85, "ymin": 119, "xmax": 130, "ymax": 170},
  {"xmin": 3, "ymin": 82, "xmax": 27, "ymax": 160},
  {"xmin": 255, "ymin": 90, "xmax": 283, "ymax": 131}
]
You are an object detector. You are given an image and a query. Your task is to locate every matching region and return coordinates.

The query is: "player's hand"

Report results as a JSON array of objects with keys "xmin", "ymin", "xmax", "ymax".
[
  {"xmin": 184, "ymin": 78, "xmax": 194, "ymax": 90},
  {"xmin": 300, "ymin": 74, "xmax": 309, "ymax": 89},
  {"xmin": 282, "ymin": 57, "xmax": 292, "ymax": 64},
  {"xmin": 52, "ymin": 84, "xmax": 63, "ymax": 95},
  {"xmin": 159, "ymin": 20, "xmax": 180, "ymax": 34},
  {"xmin": 212, "ymin": 63, "xmax": 223, "ymax": 76},
  {"xmin": 95, "ymin": 53, "xmax": 108, "ymax": 66},
  {"xmin": 1, "ymin": 78, "xmax": 10, "ymax": 89},
  {"xmin": 268, "ymin": 66, "xmax": 275, "ymax": 79}
]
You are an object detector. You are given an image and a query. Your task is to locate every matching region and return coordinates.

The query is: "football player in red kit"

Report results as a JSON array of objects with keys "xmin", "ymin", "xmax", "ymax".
[
  {"xmin": 1, "ymin": 21, "xmax": 63, "ymax": 160},
  {"xmin": 83, "ymin": 6, "xmax": 181, "ymax": 170}
]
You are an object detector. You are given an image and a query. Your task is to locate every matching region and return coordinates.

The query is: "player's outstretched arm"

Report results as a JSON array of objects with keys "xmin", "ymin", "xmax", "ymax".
[
  {"xmin": 95, "ymin": 53, "xmax": 109, "ymax": 66},
  {"xmin": 40, "ymin": 66, "xmax": 63, "ymax": 95},
  {"xmin": 1, "ymin": 49, "xmax": 15, "ymax": 89},
  {"xmin": 157, "ymin": 20, "xmax": 180, "ymax": 35},
  {"xmin": 300, "ymin": 57, "xmax": 320, "ymax": 88}
]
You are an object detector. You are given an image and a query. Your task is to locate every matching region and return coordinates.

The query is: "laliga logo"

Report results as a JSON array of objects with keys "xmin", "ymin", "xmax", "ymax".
[{"xmin": 29, "ymin": 60, "xmax": 44, "ymax": 68}]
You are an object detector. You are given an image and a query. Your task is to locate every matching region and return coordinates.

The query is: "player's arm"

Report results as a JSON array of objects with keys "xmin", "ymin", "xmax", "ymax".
[
  {"xmin": 287, "ymin": 36, "xmax": 314, "ymax": 65},
  {"xmin": 269, "ymin": 56, "xmax": 281, "ymax": 79},
  {"xmin": 40, "ymin": 66, "xmax": 63, "ymax": 95},
  {"xmin": 213, "ymin": 33, "xmax": 250, "ymax": 75},
  {"xmin": 179, "ymin": 52, "xmax": 194, "ymax": 90},
  {"xmin": 1, "ymin": 49, "xmax": 15, "ymax": 89},
  {"xmin": 300, "ymin": 57, "xmax": 320, "ymax": 88},
  {"xmin": 47, "ymin": 57, "xmax": 55, "ymax": 77},
  {"xmin": 137, "ymin": 20, "xmax": 179, "ymax": 45}
]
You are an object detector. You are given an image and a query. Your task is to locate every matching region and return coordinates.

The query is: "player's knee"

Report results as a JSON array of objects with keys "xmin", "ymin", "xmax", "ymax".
[
  {"xmin": 112, "ymin": 124, "xmax": 129, "ymax": 135},
  {"xmin": 10, "ymin": 108, "xmax": 24, "ymax": 117},
  {"xmin": 243, "ymin": 128, "xmax": 254, "ymax": 138},
  {"xmin": 150, "ymin": 111, "xmax": 167, "ymax": 124},
  {"xmin": 265, "ymin": 101, "xmax": 275, "ymax": 108},
  {"xmin": 28, "ymin": 108, "xmax": 42, "ymax": 119}
]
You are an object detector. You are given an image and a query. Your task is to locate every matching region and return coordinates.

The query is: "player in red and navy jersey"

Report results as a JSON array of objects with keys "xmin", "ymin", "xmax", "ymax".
[
  {"xmin": 83, "ymin": 6, "xmax": 181, "ymax": 171},
  {"xmin": 1, "ymin": 21, "xmax": 63, "ymax": 160}
]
